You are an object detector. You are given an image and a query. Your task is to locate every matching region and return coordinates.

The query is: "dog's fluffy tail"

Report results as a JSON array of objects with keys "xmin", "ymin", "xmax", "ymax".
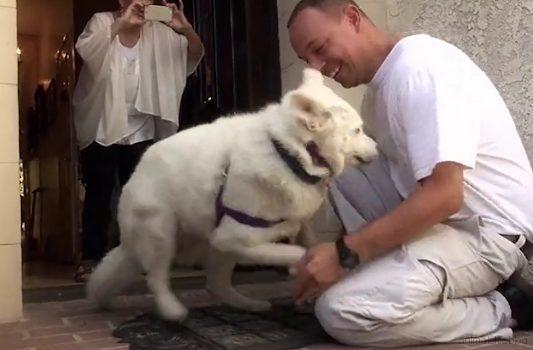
[{"xmin": 87, "ymin": 246, "xmax": 141, "ymax": 309}]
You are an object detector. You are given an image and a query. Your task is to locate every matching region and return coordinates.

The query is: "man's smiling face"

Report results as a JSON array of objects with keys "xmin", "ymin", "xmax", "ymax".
[{"xmin": 289, "ymin": 6, "xmax": 373, "ymax": 88}]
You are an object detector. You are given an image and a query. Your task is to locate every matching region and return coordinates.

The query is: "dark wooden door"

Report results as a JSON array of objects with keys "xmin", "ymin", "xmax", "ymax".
[
  {"xmin": 17, "ymin": 1, "xmax": 79, "ymax": 262},
  {"xmin": 37, "ymin": 34, "xmax": 79, "ymax": 262},
  {"xmin": 179, "ymin": 0, "xmax": 282, "ymax": 129}
]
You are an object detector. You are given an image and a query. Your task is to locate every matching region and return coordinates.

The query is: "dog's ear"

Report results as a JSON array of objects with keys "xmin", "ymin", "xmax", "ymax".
[
  {"xmin": 302, "ymin": 68, "xmax": 324, "ymax": 85},
  {"xmin": 290, "ymin": 93, "xmax": 331, "ymax": 131}
]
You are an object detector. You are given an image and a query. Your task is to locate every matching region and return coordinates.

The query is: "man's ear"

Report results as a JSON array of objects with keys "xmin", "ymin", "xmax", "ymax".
[
  {"xmin": 344, "ymin": 4, "xmax": 362, "ymax": 32},
  {"xmin": 290, "ymin": 93, "xmax": 331, "ymax": 131}
]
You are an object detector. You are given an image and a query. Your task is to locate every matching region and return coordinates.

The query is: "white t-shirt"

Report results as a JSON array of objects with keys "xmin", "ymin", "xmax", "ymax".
[
  {"xmin": 363, "ymin": 34, "xmax": 533, "ymax": 242},
  {"xmin": 114, "ymin": 41, "xmax": 154, "ymax": 145}
]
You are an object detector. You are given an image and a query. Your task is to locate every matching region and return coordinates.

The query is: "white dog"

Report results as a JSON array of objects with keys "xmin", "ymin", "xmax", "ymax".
[{"xmin": 87, "ymin": 68, "xmax": 377, "ymax": 321}]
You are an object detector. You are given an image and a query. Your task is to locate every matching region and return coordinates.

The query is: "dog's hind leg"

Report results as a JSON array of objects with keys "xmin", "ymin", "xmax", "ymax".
[
  {"xmin": 87, "ymin": 245, "xmax": 142, "ymax": 310},
  {"xmin": 206, "ymin": 248, "xmax": 272, "ymax": 312},
  {"xmin": 138, "ymin": 216, "xmax": 188, "ymax": 321}
]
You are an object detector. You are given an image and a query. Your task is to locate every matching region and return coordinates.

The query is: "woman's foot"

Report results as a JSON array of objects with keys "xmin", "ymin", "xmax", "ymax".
[{"xmin": 74, "ymin": 260, "xmax": 97, "ymax": 283}]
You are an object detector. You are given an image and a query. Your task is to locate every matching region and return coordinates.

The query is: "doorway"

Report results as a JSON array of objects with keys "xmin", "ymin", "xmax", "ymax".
[
  {"xmin": 18, "ymin": 0, "xmax": 80, "ymax": 289},
  {"xmin": 17, "ymin": 0, "xmax": 281, "ymax": 294}
]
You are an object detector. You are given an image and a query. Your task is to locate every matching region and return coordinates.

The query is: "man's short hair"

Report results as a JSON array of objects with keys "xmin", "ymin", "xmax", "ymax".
[{"xmin": 287, "ymin": 0, "xmax": 368, "ymax": 28}]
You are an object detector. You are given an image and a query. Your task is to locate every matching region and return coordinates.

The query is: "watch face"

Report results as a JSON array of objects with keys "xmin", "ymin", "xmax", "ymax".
[
  {"xmin": 336, "ymin": 236, "xmax": 359, "ymax": 269},
  {"xmin": 343, "ymin": 255, "xmax": 359, "ymax": 269}
]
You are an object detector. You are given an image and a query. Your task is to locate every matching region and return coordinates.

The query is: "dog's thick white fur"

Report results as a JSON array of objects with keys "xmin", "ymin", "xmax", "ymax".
[{"xmin": 87, "ymin": 68, "xmax": 377, "ymax": 321}]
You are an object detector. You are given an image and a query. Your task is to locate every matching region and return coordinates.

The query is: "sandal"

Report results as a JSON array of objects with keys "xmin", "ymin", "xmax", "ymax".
[{"xmin": 74, "ymin": 260, "xmax": 97, "ymax": 283}]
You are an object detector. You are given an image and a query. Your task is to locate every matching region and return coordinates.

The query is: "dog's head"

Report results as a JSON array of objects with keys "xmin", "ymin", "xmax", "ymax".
[{"xmin": 280, "ymin": 68, "xmax": 378, "ymax": 177}]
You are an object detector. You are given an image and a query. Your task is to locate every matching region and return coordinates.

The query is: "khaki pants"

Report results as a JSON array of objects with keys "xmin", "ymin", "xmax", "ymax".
[{"xmin": 324, "ymin": 158, "xmax": 529, "ymax": 347}]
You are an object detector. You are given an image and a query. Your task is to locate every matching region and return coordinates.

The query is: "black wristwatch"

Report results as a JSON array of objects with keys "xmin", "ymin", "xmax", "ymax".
[{"xmin": 335, "ymin": 236, "xmax": 360, "ymax": 269}]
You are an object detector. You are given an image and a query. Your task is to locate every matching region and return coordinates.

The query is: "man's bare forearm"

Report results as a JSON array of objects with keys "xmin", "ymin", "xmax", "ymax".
[{"xmin": 345, "ymin": 162, "xmax": 464, "ymax": 262}]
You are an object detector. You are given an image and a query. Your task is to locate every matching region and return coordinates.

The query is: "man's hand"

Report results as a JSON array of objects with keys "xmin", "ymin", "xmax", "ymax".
[
  {"xmin": 163, "ymin": 0, "xmax": 192, "ymax": 34},
  {"xmin": 293, "ymin": 242, "xmax": 346, "ymax": 305}
]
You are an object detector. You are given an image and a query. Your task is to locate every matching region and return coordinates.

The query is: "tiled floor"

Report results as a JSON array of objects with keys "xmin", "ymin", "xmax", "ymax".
[{"xmin": 1, "ymin": 281, "xmax": 533, "ymax": 350}]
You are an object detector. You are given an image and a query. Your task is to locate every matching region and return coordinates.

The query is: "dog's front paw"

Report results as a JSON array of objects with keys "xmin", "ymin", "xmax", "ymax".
[
  {"xmin": 244, "ymin": 300, "xmax": 272, "ymax": 312},
  {"xmin": 157, "ymin": 298, "xmax": 189, "ymax": 322},
  {"xmin": 284, "ymin": 245, "xmax": 307, "ymax": 266}
]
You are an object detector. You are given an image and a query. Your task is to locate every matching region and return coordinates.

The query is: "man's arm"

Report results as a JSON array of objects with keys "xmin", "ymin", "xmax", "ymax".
[
  {"xmin": 293, "ymin": 162, "xmax": 464, "ymax": 304},
  {"xmin": 346, "ymin": 161, "xmax": 464, "ymax": 261}
]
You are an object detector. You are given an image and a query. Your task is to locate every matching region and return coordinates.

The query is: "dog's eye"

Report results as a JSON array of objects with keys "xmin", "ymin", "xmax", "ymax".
[{"xmin": 354, "ymin": 128, "xmax": 361, "ymax": 134}]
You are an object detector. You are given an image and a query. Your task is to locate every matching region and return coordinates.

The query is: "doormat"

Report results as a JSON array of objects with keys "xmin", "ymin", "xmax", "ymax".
[{"xmin": 113, "ymin": 298, "xmax": 332, "ymax": 350}]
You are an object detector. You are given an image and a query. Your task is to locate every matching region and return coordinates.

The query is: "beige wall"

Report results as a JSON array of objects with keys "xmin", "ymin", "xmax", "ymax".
[
  {"xmin": 0, "ymin": 0, "xmax": 23, "ymax": 323},
  {"xmin": 277, "ymin": 0, "xmax": 388, "ymax": 112}
]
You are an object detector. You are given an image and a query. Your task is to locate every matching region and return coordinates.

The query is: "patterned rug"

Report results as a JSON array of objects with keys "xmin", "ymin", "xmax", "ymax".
[{"xmin": 113, "ymin": 298, "xmax": 331, "ymax": 350}]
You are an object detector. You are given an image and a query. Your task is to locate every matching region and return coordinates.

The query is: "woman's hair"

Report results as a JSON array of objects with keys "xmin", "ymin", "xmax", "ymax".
[{"xmin": 118, "ymin": 0, "xmax": 163, "ymax": 8}]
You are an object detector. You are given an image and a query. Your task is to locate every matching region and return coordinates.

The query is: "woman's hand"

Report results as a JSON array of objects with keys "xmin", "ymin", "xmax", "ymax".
[
  {"xmin": 163, "ymin": 0, "xmax": 192, "ymax": 34},
  {"xmin": 117, "ymin": 0, "xmax": 145, "ymax": 31}
]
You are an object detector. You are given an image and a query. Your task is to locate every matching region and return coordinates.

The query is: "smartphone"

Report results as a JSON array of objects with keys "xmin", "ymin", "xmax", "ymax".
[{"xmin": 145, "ymin": 5, "xmax": 173, "ymax": 22}]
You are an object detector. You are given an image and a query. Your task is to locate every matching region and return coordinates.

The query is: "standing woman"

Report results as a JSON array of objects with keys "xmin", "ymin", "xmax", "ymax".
[{"xmin": 73, "ymin": 0, "xmax": 204, "ymax": 282}]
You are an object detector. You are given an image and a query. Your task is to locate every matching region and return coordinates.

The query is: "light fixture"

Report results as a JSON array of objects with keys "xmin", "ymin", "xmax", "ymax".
[{"xmin": 16, "ymin": 47, "xmax": 22, "ymax": 62}]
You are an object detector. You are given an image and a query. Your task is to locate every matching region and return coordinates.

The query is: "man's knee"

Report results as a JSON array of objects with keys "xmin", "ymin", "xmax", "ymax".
[
  {"xmin": 314, "ymin": 289, "xmax": 379, "ymax": 346},
  {"xmin": 314, "ymin": 281, "xmax": 431, "ymax": 347}
]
